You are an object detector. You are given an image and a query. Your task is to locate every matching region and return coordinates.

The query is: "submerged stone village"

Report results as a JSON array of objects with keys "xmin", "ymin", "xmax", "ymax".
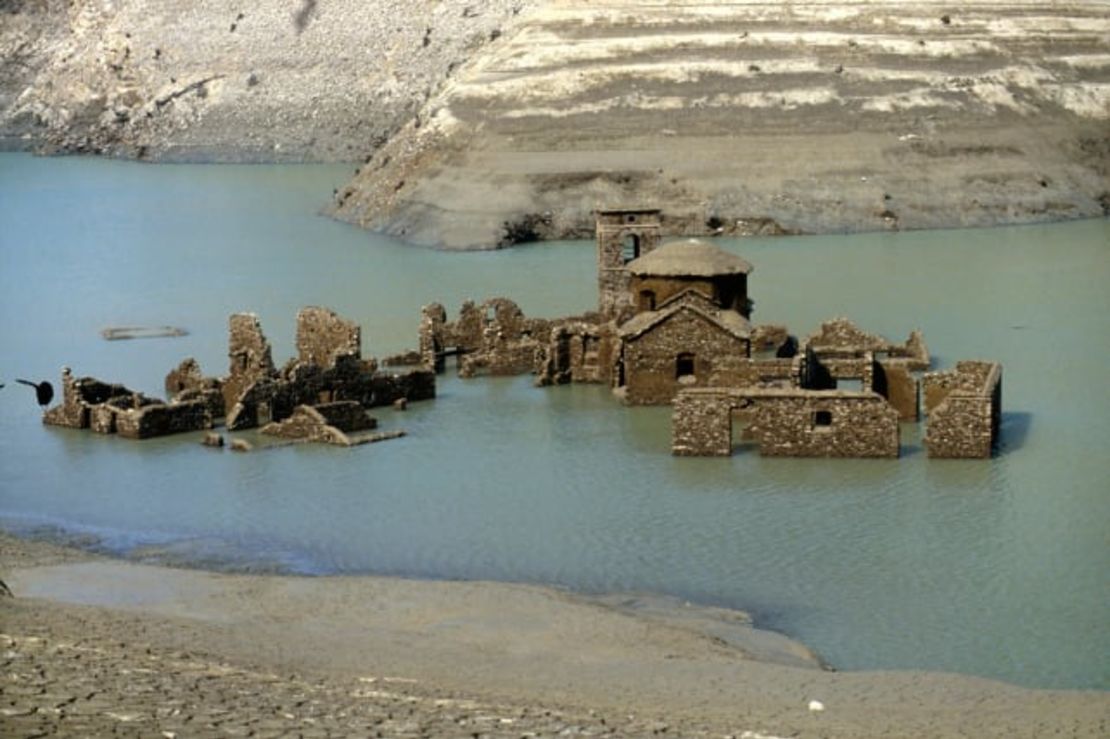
[{"xmin": 42, "ymin": 209, "xmax": 1002, "ymax": 459}]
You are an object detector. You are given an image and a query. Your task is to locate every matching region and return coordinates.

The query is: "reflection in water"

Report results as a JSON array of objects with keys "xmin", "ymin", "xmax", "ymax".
[{"xmin": 0, "ymin": 154, "xmax": 1108, "ymax": 689}]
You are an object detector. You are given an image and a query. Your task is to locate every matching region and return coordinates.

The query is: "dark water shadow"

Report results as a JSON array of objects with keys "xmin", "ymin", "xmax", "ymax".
[{"xmin": 997, "ymin": 411, "xmax": 1031, "ymax": 456}]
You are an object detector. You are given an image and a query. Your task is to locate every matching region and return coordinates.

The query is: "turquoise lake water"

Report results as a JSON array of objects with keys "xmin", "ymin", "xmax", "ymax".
[{"xmin": 0, "ymin": 153, "xmax": 1107, "ymax": 689}]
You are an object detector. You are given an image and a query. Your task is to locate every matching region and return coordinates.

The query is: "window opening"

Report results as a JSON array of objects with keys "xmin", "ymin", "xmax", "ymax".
[
  {"xmin": 622, "ymin": 234, "xmax": 640, "ymax": 263},
  {"xmin": 814, "ymin": 410, "xmax": 833, "ymax": 427},
  {"xmin": 676, "ymin": 353, "xmax": 696, "ymax": 379}
]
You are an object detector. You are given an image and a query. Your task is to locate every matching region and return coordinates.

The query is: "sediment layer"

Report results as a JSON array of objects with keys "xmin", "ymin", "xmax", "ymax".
[
  {"xmin": 330, "ymin": 0, "xmax": 1110, "ymax": 247},
  {"xmin": 0, "ymin": 0, "xmax": 534, "ymax": 161}
]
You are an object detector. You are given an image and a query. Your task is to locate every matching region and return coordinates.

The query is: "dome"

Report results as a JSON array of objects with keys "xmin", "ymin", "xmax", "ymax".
[{"xmin": 627, "ymin": 239, "xmax": 753, "ymax": 278}]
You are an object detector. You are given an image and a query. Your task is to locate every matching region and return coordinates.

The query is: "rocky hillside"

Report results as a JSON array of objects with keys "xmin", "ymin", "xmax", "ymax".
[
  {"xmin": 330, "ymin": 0, "xmax": 1110, "ymax": 247},
  {"xmin": 1, "ymin": 0, "xmax": 534, "ymax": 161}
]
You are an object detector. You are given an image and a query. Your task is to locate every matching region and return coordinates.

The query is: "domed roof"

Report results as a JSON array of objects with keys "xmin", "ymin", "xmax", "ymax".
[{"xmin": 627, "ymin": 239, "xmax": 753, "ymax": 277}]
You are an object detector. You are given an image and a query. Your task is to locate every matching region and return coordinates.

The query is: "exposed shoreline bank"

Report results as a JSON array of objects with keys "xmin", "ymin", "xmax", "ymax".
[
  {"xmin": 2, "ymin": 531, "xmax": 1107, "ymax": 738},
  {"xmin": 4, "ymin": 2, "xmax": 1107, "ymax": 248}
]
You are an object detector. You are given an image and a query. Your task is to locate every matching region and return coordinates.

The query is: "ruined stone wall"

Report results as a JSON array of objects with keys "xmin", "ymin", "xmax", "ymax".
[
  {"xmin": 296, "ymin": 307, "xmax": 361, "ymax": 368},
  {"xmin": 115, "ymin": 400, "xmax": 212, "ymax": 440},
  {"xmin": 806, "ymin": 318, "xmax": 930, "ymax": 372},
  {"xmin": 923, "ymin": 361, "xmax": 995, "ymax": 413},
  {"xmin": 535, "ymin": 320, "xmax": 621, "ymax": 387},
  {"xmin": 751, "ymin": 325, "xmax": 792, "ymax": 355},
  {"xmin": 672, "ymin": 389, "xmax": 734, "ymax": 456},
  {"xmin": 815, "ymin": 356, "xmax": 875, "ymax": 392},
  {"xmin": 672, "ymin": 388, "xmax": 900, "ymax": 457},
  {"xmin": 746, "ymin": 391, "xmax": 900, "ymax": 458},
  {"xmin": 924, "ymin": 362, "xmax": 1002, "ymax": 458},
  {"xmin": 875, "ymin": 360, "xmax": 920, "ymax": 421},
  {"xmin": 261, "ymin": 402, "xmax": 377, "ymax": 445},
  {"xmin": 224, "ymin": 313, "xmax": 277, "ymax": 414},
  {"xmin": 596, "ymin": 209, "xmax": 661, "ymax": 320}
]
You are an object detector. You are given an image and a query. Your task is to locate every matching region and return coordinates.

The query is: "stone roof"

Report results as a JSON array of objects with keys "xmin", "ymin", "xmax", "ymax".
[
  {"xmin": 627, "ymin": 239, "xmax": 753, "ymax": 277},
  {"xmin": 618, "ymin": 301, "xmax": 751, "ymax": 342}
]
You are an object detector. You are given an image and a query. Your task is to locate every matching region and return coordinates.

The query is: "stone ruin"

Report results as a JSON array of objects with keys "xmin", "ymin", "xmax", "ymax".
[
  {"xmin": 43, "ymin": 367, "xmax": 212, "ymax": 439},
  {"xmin": 259, "ymin": 402, "xmax": 406, "ymax": 447},
  {"xmin": 417, "ymin": 208, "xmax": 1004, "ymax": 460},
  {"xmin": 45, "ymin": 306, "xmax": 436, "ymax": 446}
]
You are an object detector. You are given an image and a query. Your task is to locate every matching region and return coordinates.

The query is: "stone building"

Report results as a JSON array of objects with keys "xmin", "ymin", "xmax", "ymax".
[
  {"xmin": 617, "ymin": 289, "xmax": 752, "ymax": 404},
  {"xmin": 43, "ymin": 367, "xmax": 212, "ymax": 439},
  {"xmin": 45, "ymin": 306, "xmax": 434, "ymax": 444},
  {"xmin": 419, "ymin": 209, "xmax": 1003, "ymax": 460}
]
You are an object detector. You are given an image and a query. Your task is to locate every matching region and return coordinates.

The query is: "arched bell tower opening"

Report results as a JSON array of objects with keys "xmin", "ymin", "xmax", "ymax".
[{"xmin": 595, "ymin": 208, "xmax": 662, "ymax": 321}]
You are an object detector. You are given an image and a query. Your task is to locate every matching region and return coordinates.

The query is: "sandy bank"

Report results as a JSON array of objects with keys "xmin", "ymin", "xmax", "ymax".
[{"xmin": 2, "ymin": 533, "xmax": 1107, "ymax": 737}]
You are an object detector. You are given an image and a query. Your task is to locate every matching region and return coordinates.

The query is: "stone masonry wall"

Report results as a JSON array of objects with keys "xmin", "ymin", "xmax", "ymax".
[
  {"xmin": 623, "ymin": 310, "xmax": 749, "ymax": 405},
  {"xmin": 596, "ymin": 209, "xmax": 661, "ymax": 320},
  {"xmin": 746, "ymin": 391, "xmax": 900, "ymax": 458},
  {"xmin": 224, "ymin": 313, "xmax": 277, "ymax": 414},
  {"xmin": 672, "ymin": 389, "xmax": 734, "ymax": 456},
  {"xmin": 296, "ymin": 307, "xmax": 361, "ymax": 368},
  {"xmin": 924, "ymin": 361, "xmax": 1002, "ymax": 458},
  {"xmin": 672, "ymin": 388, "xmax": 900, "ymax": 458}
]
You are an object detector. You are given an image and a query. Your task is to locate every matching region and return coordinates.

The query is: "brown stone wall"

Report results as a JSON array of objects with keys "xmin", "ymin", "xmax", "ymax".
[
  {"xmin": 224, "ymin": 313, "xmax": 277, "ymax": 414},
  {"xmin": 923, "ymin": 360, "xmax": 996, "ymax": 413},
  {"xmin": 924, "ymin": 362, "xmax": 1002, "ymax": 458},
  {"xmin": 751, "ymin": 324, "xmax": 792, "ymax": 355},
  {"xmin": 622, "ymin": 311, "xmax": 749, "ymax": 405},
  {"xmin": 628, "ymin": 276, "xmax": 717, "ymax": 313},
  {"xmin": 746, "ymin": 392, "xmax": 900, "ymax": 458},
  {"xmin": 296, "ymin": 306, "xmax": 361, "ymax": 368},
  {"xmin": 672, "ymin": 388, "xmax": 900, "ymax": 458},
  {"xmin": 116, "ymin": 401, "xmax": 212, "ymax": 440},
  {"xmin": 875, "ymin": 360, "xmax": 920, "ymax": 421},
  {"xmin": 672, "ymin": 389, "xmax": 734, "ymax": 456}
]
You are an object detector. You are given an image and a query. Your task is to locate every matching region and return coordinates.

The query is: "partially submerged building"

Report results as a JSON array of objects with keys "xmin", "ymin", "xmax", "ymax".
[
  {"xmin": 45, "ymin": 306, "xmax": 435, "ymax": 444},
  {"xmin": 421, "ymin": 208, "xmax": 1003, "ymax": 459}
]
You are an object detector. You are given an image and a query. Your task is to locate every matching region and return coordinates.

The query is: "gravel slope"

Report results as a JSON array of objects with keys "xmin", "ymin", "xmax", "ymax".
[{"xmin": 0, "ymin": 0, "xmax": 535, "ymax": 161}]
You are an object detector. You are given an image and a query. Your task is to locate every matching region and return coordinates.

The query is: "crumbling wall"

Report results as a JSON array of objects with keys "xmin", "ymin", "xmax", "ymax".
[
  {"xmin": 261, "ymin": 402, "xmax": 377, "ymax": 446},
  {"xmin": 536, "ymin": 322, "xmax": 618, "ymax": 387},
  {"xmin": 672, "ymin": 387, "xmax": 900, "ymax": 458},
  {"xmin": 751, "ymin": 324, "xmax": 793, "ymax": 355},
  {"xmin": 746, "ymin": 391, "xmax": 900, "ymax": 458},
  {"xmin": 672, "ymin": 389, "xmax": 735, "ymax": 456},
  {"xmin": 296, "ymin": 306, "xmax": 361, "ymax": 368},
  {"xmin": 44, "ymin": 367, "xmax": 211, "ymax": 439},
  {"xmin": 224, "ymin": 313, "xmax": 277, "ymax": 415},
  {"xmin": 115, "ymin": 400, "xmax": 212, "ymax": 439},
  {"xmin": 924, "ymin": 361, "xmax": 1002, "ymax": 458},
  {"xmin": 875, "ymin": 359, "xmax": 920, "ymax": 421},
  {"xmin": 806, "ymin": 318, "xmax": 930, "ymax": 371},
  {"xmin": 165, "ymin": 358, "xmax": 224, "ymax": 420}
]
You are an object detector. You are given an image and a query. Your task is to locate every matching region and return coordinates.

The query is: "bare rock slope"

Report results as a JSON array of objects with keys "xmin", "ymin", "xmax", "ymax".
[
  {"xmin": 331, "ymin": 0, "xmax": 1110, "ymax": 248},
  {"xmin": 1, "ymin": 0, "xmax": 534, "ymax": 161}
]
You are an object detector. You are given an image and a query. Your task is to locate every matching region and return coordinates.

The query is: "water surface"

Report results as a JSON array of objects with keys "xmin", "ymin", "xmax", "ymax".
[{"xmin": 0, "ymin": 154, "xmax": 1107, "ymax": 690}]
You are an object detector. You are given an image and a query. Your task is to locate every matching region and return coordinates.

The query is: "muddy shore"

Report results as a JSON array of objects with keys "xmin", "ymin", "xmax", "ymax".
[{"xmin": 2, "ymin": 533, "xmax": 1107, "ymax": 738}]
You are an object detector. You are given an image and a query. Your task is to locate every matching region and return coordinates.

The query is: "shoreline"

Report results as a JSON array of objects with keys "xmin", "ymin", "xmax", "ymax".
[{"xmin": 2, "ymin": 532, "xmax": 1107, "ymax": 738}]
